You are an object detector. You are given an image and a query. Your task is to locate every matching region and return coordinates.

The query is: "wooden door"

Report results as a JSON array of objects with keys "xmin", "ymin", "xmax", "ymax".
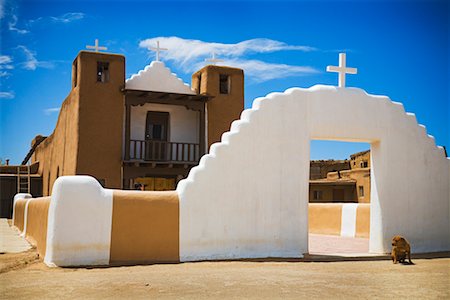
[{"xmin": 145, "ymin": 112, "xmax": 169, "ymax": 160}]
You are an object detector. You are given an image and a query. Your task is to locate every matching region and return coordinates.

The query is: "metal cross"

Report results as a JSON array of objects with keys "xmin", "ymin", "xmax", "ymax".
[
  {"xmin": 205, "ymin": 52, "xmax": 224, "ymax": 65},
  {"xmin": 86, "ymin": 39, "xmax": 107, "ymax": 52},
  {"xmin": 326, "ymin": 53, "xmax": 357, "ymax": 88},
  {"xmin": 150, "ymin": 41, "xmax": 168, "ymax": 62}
]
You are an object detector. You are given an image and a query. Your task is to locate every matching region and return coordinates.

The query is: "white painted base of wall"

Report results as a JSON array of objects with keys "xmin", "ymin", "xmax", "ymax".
[{"xmin": 44, "ymin": 176, "xmax": 113, "ymax": 267}]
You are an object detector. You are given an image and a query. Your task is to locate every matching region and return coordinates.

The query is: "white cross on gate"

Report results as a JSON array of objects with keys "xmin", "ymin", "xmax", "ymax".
[
  {"xmin": 86, "ymin": 39, "xmax": 108, "ymax": 52},
  {"xmin": 150, "ymin": 41, "xmax": 168, "ymax": 62},
  {"xmin": 326, "ymin": 53, "xmax": 357, "ymax": 88},
  {"xmin": 205, "ymin": 52, "xmax": 224, "ymax": 65}
]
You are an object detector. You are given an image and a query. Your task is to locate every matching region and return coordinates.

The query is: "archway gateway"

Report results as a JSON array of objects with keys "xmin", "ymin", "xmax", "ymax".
[{"xmin": 177, "ymin": 85, "xmax": 450, "ymax": 262}]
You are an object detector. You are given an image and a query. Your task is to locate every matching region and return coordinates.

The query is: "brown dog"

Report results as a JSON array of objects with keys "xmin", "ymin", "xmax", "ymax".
[{"xmin": 391, "ymin": 235, "xmax": 412, "ymax": 264}]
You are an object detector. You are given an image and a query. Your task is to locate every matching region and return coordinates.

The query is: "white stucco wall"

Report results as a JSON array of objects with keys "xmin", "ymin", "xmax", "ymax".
[
  {"xmin": 177, "ymin": 85, "xmax": 450, "ymax": 261},
  {"xmin": 44, "ymin": 176, "xmax": 113, "ymax": 267},
  {"xmin": 130, "ymin": 103, "xmax": 199, "ymax": 143},
  {"xmin": 125, "ymin": 61, "xmax": 195, "ymax": 95},
  {"xmin": 12, "ymin": 193, "xmax": 32, "ymax": 227}
]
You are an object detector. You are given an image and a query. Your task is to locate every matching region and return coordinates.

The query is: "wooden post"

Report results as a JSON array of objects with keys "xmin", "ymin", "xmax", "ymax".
[
  {"xmin": 199, "ymin": 103, "xmax": 206, "ymax": 156},
  {"xmin": 124, "ymin": 102, "xmax": 131, "ymax": 160}
]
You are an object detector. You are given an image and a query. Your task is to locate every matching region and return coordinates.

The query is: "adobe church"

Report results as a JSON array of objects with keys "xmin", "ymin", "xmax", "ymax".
[{"xmin": 24, "ymin": 48, "xmax": 244, "ymax": 195}]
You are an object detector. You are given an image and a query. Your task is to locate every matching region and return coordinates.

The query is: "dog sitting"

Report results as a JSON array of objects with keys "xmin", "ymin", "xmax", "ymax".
[{"xmin": 391, "ymin": 235, "xmax": 412, "ymax": 264}]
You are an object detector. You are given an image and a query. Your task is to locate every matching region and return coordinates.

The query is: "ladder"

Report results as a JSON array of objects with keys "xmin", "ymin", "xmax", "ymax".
[{"xmin": 17, "ymin": 164, "xmax": 31, "ymax": 194}]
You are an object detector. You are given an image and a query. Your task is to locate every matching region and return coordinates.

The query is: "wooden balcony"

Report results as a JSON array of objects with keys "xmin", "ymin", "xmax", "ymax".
[{"xmin": 128, "ymin": 140, "xmax": 200, "ymax": 163}]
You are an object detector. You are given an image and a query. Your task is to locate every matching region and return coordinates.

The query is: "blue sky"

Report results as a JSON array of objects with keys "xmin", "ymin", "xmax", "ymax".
[{"xmin": 0, "ymin": 0, "xmax": 448, "ymax": 164}]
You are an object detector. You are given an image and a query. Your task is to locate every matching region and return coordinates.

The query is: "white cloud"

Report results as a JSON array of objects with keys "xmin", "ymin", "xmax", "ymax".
[
  {"xmin": 0, "ymin": 55, "xmax": 13, "ymax": 76},
  {"xmin": 8, "ymin": 15, "xmax": 29, "ymax": 34},
  {"xmin": 17, "ymin": 46, "xmax": 54, "ymax": 70},
  {"xmin": 0, "ymin": 91, "xmax": 15, "ymax": 99},
  {"xmin": 52, "ymin": 12, "xmax": 85, "ymax": 23},
  {"xmin": 0, "ymin": 55, "xmax": 13, "ymax": 69},
  {"xmin": 139, "ymin": 37, "xmax": 319, "ymax": 82},
  {"xmin": 140, "ymin": 37, "xmax": 316, "ymax": 68},
  {"xmin": 218, "ymin": 59, "xmax": 320, "ymax": 83},
  {"xmin": 44, "ymin": 107, "xmax": 60, "ymax": 115},
  {"xmin": 30, "ymin": 12, "xmax": 85, "ymax": 25}
]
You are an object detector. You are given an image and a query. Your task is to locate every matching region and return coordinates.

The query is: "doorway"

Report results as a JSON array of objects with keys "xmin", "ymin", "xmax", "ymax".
[
  {"xmin": 145, "ymin": 111, "xmax": 169, "ymax": 161},
  {"xmin": 308, "ymin": 140, "xmax": 372, "ymax": 256}
]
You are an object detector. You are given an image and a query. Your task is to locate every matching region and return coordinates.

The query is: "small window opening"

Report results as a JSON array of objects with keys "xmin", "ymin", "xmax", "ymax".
[
  {"xmin": 359, "ymin": 185, "xmax": 364, "ymax": 197},
  {"xmin": 97, "ymin": 62, "xmax": 110, "ymax": 83},
  {"xmin": 313, "ymin": 190, "xmax": 323, "ymax": 200},
  {"xmin": 219, "ymin": 74, "xmax": 229, "ymax": 94}
]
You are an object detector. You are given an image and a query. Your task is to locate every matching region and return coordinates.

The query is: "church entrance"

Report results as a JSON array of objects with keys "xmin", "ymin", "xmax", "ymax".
[{"xmin": 145, "ymin": 111, "xmax": 169, "ymax": 161}]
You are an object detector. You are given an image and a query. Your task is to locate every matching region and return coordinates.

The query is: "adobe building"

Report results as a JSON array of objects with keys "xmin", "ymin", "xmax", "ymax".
[
  {"xmin": 309, "ymin": 150, "xmax": 371, "ymax": 203},
  {"xmin": 16, "ymin": 50, "xmax": 244, "ymax": 196}
]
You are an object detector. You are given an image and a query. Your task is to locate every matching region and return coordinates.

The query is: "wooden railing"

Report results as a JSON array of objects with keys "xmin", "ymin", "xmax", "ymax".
[{"xmin": 129, "ymin": 140, "xmax": 200, "ymax": 163}]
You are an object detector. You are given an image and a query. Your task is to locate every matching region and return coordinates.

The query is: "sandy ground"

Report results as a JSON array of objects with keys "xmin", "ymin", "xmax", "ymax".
[{"xmin": 1, "ymin": 249, "xmax": 449, "ymax": 299}]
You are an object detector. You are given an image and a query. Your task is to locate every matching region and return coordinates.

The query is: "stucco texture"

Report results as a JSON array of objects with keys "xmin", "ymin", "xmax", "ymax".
[
  {"xmin": 44, "ymin": 176, "xmax": 113, "ymax": 267},
  {"xmin": 12, "ymin": 198, "xmax": 28, "ymax": 232},
  {"xmin": 309, "ymin": 204, "xmax": 342, "ymax": 236},
  {"xmin": 110, "ymin": 190, "xmax": 179, "ymax": 264},
  {"xmin": 177, "ymin": 85, "xmax": 450, "ymax": 261},
  {"xmin": 24, "ymin": 197, "xmax": 51, "ymax": 257}
]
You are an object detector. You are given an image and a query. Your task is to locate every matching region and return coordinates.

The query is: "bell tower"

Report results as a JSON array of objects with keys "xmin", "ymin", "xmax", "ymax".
[{"xmin": 192, "ymin": 65, "xmax": 244, "ymax": 148}]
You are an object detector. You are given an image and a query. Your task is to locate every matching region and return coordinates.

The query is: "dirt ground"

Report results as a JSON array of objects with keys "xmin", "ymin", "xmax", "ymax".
[{"xmin": 1, "ymin": 249, "xmax": 449, "ymax": 299}]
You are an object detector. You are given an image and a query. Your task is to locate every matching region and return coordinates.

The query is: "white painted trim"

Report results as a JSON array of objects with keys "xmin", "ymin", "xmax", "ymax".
[
  {"xmin": 12, "ymin": 193, "xmax": 32, "ymax": 230},
  {"xmin": 340, "ymin": 203, "xmax": 358, "ymax": 237},
  {"xmin": 44, "ymin": 176, "xmax": 113, "ymax": 267}
]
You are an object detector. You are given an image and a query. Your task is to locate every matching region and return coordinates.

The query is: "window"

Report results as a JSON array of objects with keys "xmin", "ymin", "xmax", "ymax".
[
  {"xmin": 97, "ymin": 62, "xmax": 110, "ymax": 83},
  {"xmin": 359, "ymin": 185, "xmax": 364, "ymax": 197},
  {"xmin": 313, "ymin": 190, "xmax": 323, "ymax": 200},
  {"xmin": 363, "ymin": 161, "xmax": 368, "ymax": 168},
  {"xmin": 219, "ymin": 74, "xmax": 229, "ymax": 94}
]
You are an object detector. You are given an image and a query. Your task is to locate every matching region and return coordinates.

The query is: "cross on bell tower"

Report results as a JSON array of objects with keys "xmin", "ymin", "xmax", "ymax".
[
  {"xmin": 205, "ymin": 52, "xmax": 224, "ymax": 65},
  {"xmin": 86, "ymin": 39, "xmax": 107, "ymax": 52},
  {"xmin": 326, "ymin": 53, "xmax": 358, "ymax": 88}
]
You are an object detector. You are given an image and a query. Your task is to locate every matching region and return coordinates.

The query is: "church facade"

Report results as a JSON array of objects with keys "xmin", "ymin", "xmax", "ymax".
[{"xmin": 29, "ymin": 50, "xmax": 244, "ymax": 195}]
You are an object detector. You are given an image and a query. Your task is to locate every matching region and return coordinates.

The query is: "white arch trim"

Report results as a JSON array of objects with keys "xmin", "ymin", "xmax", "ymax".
[{"xmin": 177, "ymin": 85, "xmax": 450, "ymax": 261}]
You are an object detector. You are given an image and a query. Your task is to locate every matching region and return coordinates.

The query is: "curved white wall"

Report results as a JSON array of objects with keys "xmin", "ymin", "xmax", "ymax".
[
  {"xmin": 177, "ymin": 85, "xmax": 450, "ymax": 261},
  {"xmin": 44, "ymin": 176, "xmax": 113, "ymax": 267}
]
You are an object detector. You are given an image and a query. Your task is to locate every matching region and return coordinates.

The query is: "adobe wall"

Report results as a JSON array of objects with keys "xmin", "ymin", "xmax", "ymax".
[
  {"xmin": 31, "ymin": 51, "xmax": 125, "ymax": 193},
  {"xmin": 43, "ymin": 176, "xmax": 180, "ymax": 267},
  {"xmin": 24, "ymin": 197, "xmax": 51, "ymax": 257},
  {"xmin": 75, "ymin": 51, "xmax": 125, "ymax": 189},
  {"xmin": 192, "ymin": 66, "xmax": 244, "ymax": 147},
  {"xmin": 32, "ymin": 86, "xmax": 80, "ymax": 196},
  {"xmin": 308, "ymin": 203, "xmax": 370, "ymax": 238},
  {"xmin": 177, "ymin": 85, "xmax": 450, "ymax": 260},
  {"xmin": 110, "ymin": 190, "xmax": 179, "ymax": 264}
]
